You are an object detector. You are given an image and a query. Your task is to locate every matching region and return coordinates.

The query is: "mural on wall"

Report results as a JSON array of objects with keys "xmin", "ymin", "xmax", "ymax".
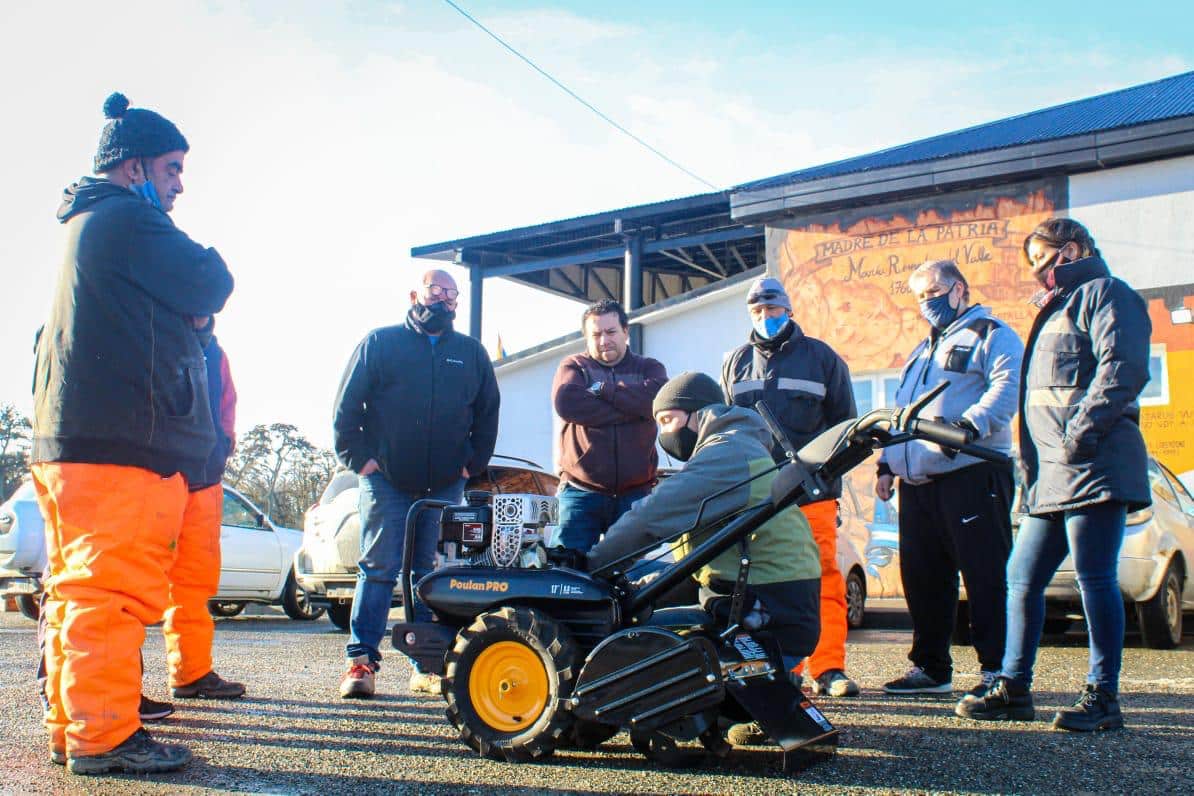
[
  {"xmin": 1141, "ymin": 296, "xmax": 1194, "ymax": 478},
  {"xmin": 770, "ymin": 178, "xmax": 1065, "ymax": 367},
  {"xmin": 769, "ymin": 179, "xmax": 1065, "ymax": 597},
  {"xmin": 769, "ymin": 178, "xmax": 1194, "ymax": 596}
]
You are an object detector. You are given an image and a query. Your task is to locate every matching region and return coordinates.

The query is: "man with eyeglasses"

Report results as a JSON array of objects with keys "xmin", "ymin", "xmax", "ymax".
[{"xmin": 333, "ymin": 269, "xmax": 499, "ymax": 699}]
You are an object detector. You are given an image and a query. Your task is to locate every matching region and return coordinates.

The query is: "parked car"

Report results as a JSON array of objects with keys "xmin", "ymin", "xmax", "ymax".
[
  {"xmin": 0, "ymin": 481, "xmax": 322, "ymax": 622},
  {"xmin": 295, "ymin": 455, "xmax": 560, "ymax": 630},
  {"xmin": 955, "ymin": 455, "xmax": 1194, "ymax": 649},
  {"xmin": 835, "ymin": 480, "xmax": 871, "ymax": 629}
]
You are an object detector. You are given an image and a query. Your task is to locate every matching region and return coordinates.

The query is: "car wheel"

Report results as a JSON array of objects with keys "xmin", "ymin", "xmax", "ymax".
[
  {"xmin": 1137, "ymin": 559, "xmax": 1184, "ymax": 650},
  {"xmin": 282, "ymin": 571, "xmax": 326, "ymax": 621},
  {"xmin": 845, "ymin": 568, "xmax": 866, "ymax": 629},
  {"xmin": 327, "ymin": 599, "xmax": 352, "ymax": 631},
  {"xmin": 1041, "ymin": 618, "xmax": 1072, "ymax": 637},
  {"xmin": 444, "ymin": 606, "xmax": 577, "ymax": 761},
  {"xmin": 17, "ymin": 594, "xmax": 40, "ymax": 621},
  {"xmin": 208, "ymin": 601, "xmax": 247, "ymax": 618}
]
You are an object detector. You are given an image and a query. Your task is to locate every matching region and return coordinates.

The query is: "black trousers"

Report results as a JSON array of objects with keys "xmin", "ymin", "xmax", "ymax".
[{"xmin": 898, "ymin": 461, "xmax": 1013, "ymax": 680}]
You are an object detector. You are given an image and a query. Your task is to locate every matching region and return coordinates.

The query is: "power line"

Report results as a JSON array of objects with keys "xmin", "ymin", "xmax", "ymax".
[{"xmin": 440, "ymin": 0, "xmax": 721, "ymax": 191}]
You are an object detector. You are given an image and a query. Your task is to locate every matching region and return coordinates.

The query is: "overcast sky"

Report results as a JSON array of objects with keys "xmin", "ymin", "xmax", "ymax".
[{"xmin": 1, "ymin": 1, "xmax": 1190, "ymax": 448}]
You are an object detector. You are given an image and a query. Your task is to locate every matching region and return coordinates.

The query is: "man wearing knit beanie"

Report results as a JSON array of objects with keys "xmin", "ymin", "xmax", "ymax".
[
  {"xmin": 31, "ymin": 92, "xmax": 233, "ymax": 775},
  {"xmin": 722, "ymin": 276, "xmax": 860, "ymax": 698},
  {"xmin": 587, "ymin": 372, "xmax": 823, "ymax": 750}
]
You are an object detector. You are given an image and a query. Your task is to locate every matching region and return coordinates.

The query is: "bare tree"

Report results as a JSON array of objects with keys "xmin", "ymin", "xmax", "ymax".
[
  {"xmin": 0, "ymin": 404, "xmax": 32, "ymax": 500},
  {"xmin": 224, "ymin": 423, "xmax": 318, "ymax": 522}
]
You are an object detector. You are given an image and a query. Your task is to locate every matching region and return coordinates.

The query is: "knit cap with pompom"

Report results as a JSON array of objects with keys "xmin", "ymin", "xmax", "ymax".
[{"xmin": 93, "ymin": 92, "xmax": 189, "ymax": 174}]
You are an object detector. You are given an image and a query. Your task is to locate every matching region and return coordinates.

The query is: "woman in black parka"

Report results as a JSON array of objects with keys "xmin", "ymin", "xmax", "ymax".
[{"xmin": 957, "ymin": 218, "xmax": 1152, "ymax": 732}]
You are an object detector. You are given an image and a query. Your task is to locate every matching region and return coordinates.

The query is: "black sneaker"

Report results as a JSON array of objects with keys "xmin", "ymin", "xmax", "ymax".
[
  {"xmin": 955, "ymin": 675, "xmax": 1034, "ymax": 721},
  {"xmin": 139, "ymin": 695, "xmax": 175, "ymax": 722},
  {"xmin": 965, "ymin": 670, "xmax": 999, "ymax": 698},
  {"xmin": 883, "ymin": 666, "xmax": 952, "ymax": 694},
  {"xmin": 67, "ymin": 728, "xmax": 192, "ymax": 775},
  {"xmin": 1053, "ymin": 684, "xmax": 1123, "ymax": 732},
  {"xmin": 172, "ymin": 670, "xmax": 246, "ymax": 700}
]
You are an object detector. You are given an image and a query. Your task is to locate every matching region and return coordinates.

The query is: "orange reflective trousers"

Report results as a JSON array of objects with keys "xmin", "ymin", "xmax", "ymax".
[
  {"xmin": 164, "ymin": 483, "xmax": 223, "ymax": 688},
  {"xmin": 33, "ymin": 462, "xmax": 188, "ymax": 756},
  {"xmin": 795, "ymin": 499, "xmax": 848, "ymax": 678}
]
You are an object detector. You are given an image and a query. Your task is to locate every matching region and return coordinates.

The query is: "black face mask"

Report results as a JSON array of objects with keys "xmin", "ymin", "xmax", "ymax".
[
  {"xmin": 659, "ymin": 425, "xmax": 699, "ymax": 462},
  {"xmin": 409, "ymin": 300, "xmax": 456, "ymax": 334}
]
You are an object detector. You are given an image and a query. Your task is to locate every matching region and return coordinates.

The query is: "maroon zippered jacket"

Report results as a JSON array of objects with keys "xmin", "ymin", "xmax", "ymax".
[{"xmin": 552, "ymin": 350, "xmax": 668, "ymax": 495}]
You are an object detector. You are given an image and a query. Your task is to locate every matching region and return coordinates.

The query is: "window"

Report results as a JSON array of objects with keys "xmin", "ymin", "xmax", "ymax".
[
  {"xmin": 1158, "ymin": 461, "xmax": 1194, "ymax": 518},
  {"xmin": 1140, "ymin": 344, "xmax": 1169, "ymax": 407},
  {"xmin": 222, "ymin": 490, "xmax": 262, "ymax": 529},
  {"xmin": 852, "ymin": 370, "xmax": 903, "ymax": 414},
  {"xmin": 1147, "ymin": 460, "xmax": 1177, "ymax": 506}
]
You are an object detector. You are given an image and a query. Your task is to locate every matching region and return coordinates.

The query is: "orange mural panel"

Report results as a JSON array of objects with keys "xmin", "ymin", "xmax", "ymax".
[{"xmin": 773, "ymin": 180, "xmax": 1063, "ymax": 372}]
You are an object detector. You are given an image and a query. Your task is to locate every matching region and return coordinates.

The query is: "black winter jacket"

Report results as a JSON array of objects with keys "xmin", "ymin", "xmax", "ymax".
[
  {"xmin": 1019, "ymin": 256, "xmax": 1152, "ymax": 515},
  {"xmin": 721, "ymin": 321, "xmax": 857, "ymax": 497},
  {"xmin": 32, "ymin": 178, "xmax": 234, "ymax": 481},
  {"xmin": 333, "ymin": 320, "xmax": 500, "ymax": 493}
]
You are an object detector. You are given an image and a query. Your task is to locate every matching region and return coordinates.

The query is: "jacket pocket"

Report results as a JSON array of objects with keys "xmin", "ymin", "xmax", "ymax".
[
  {"xmin": 943, "ymin": 345, "xmax": 974, "ymax": 373},
  {"xmin": 779, "ymin": 393, "xmax": 824, "ymax": 435},
  {"xmin": 158, "ymin": 365, "xmax": 202, "ymax": 419}
]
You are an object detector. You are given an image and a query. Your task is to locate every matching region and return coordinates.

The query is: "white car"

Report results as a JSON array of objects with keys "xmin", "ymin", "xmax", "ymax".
[
  {"xmin": 295, "ymin": 456, "xmax": 560, "ymax": 630},
  {"xmin": 950, "ymin": 456, "xmax": 1194, "ymax": 649},
  {"xmin": 0, "ymin": 481, "xmax": 322, "ymax": 622}
]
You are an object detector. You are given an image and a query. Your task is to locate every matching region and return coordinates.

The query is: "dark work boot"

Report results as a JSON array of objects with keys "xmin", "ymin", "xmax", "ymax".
[
  {"xmin": 172, "ymin": 671, "xmax": 245, "ymax": 700},
  {"xmin": 67, "ymin": 728, "xmax": 192, "ymax": 775},
  {"xmin": 1053, "ymin": 684, "xmax": 1123, "ymax": 732},
  {"xmin": 955, "ymin": 675, "xmax": 1035, "ymax": 721}
]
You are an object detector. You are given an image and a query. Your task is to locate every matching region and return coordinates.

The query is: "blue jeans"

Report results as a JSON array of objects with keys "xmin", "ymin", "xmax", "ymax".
[
  {"xmin": 1001, "ymin": 501, "xmax": 1127, "ymax": 693},
  {"xmin": 347, "ymin": 475, "xmax": 465, "ymax": 666},
  {"xmin": 556, "ymin": 483, "xmax": 652, "ymax": 552}
]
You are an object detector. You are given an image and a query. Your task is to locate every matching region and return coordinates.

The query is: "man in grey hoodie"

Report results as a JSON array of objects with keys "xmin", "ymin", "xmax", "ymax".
[{"xmin": 876, "ymin": 260, "xmax": 1023, "ymax": 698}]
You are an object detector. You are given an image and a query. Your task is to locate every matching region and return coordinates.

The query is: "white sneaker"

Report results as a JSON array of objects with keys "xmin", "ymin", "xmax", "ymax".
[{"xmin": 408, "ymin": 670, "xmax": 442, "ymax": 696}]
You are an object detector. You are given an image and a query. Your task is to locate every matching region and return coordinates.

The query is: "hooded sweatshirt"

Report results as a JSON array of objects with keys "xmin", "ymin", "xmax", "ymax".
[{"xmin": 32, "ymin": 178, "xmax": 234, "ymax": 480}]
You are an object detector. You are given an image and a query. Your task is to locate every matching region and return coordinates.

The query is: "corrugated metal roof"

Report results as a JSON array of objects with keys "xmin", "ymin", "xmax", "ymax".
[{"xmin": 738, "ymin": 70, "xmax": 1194, "ymax": 192}]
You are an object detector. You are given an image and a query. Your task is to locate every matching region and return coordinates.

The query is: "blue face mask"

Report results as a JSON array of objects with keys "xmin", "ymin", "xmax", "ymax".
[
  {"xmin": 131, "ymin": 178, "xmax": 162, "ymax": 210},
  {"xmin": 919, "ymin": 292, "xmax": 958, "ymax": 330},
  {"xmin": 753, "ymin": 315, "xmax": 790, "ymax": 339}
]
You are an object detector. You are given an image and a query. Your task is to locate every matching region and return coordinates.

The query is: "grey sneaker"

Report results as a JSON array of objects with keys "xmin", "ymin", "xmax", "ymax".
[
  {"xmin": 67, "ymin": 728, "xmax": 192, "ymax": 776},
  {"xmin": 340, "ymin": 655, "xmax": 377, "ymax": 699},
  {"xmin": 965, "ymin": 670, "xmax": 999, "ymax": 699},
  {"xmin": 50, "ymin": 744, "xmax": 65, "ymax": 766},
  {"xmin": 883, "ymin": 666, "xmax": 952, "ymax": 694},
  {"xmin": 813, "ymin": 669, "xmax": 860, "ymax": 697},
  {"xmin": 726, "ymin": 721, "xmax": 768, "ymax": 746},
  {"xmin": 408, "ymin": 670, "xmax": 442, "ymax": 696},
  {"xmin": 172, "ymin": 671, "xmax": 245, "ymax": 700}
]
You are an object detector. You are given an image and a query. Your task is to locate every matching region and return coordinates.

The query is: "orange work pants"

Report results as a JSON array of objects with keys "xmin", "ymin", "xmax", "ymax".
[
  {"xmin": 164, "ymin": 483, "xmax": 223, "ymax": 688},
  {"xmin": 33, "ymin": 462, "xmax": 188, "ymax": 756},
  {"xmin": 795, "ymin": 499, "xmax": 848, "ymax": 678}
]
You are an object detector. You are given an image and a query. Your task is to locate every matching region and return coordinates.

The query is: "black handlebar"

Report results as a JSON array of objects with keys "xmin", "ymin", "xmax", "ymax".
[{"xmin": 906, "ymin": 418, "xmax": 973, "ymax": 449}]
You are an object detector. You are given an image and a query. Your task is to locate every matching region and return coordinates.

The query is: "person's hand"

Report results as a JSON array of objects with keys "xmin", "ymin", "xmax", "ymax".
[
  {"xmin": 359, "ymin": 458, "xmax": 380, "ymax": 476},
  {"xmin": 875, "ymin": 474, "xmax": 894, "ymax": 501},
  {"xmin": 461, "ymin": 467, "xmax": 470, "ymax": 478}
]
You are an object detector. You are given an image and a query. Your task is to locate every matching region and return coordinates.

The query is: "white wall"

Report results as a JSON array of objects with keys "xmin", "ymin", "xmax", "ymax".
[
  {"xmin": 492, "ymin": 279, "xmax": 757, "ymax": 474},
  {"xmin": 1069, "ymin": 154, "xmax": 1194, "ymax": 290}
]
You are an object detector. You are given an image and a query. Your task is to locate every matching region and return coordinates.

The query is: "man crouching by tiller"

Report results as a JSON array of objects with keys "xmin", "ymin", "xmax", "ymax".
[{"xmin": 586, "ymin": 372, "xmax": 822, "ymax": 747}]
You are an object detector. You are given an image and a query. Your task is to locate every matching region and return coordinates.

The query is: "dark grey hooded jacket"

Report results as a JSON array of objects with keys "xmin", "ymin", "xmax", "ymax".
[{"xmin": 1019, "ymin": 256, "xmax": 1151, "ymax": 515}]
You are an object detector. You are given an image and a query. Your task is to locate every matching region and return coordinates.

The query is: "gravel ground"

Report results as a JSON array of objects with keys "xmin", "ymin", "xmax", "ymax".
[{"xmin": 1, "ymin": 602, "xmax": 1191, "ymax": 795}]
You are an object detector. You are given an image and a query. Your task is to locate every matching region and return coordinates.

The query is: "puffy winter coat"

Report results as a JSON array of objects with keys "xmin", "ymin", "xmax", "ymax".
[{"xmin": 1019, "ymin": 256, "xmax": 1152, "ymax": 515}]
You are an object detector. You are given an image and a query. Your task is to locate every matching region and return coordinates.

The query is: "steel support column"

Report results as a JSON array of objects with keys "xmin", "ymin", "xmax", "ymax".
[
  {"xmin": 623, "ymin": 233, "xmax": 644, "ymax": 354},
  {"xmin": 468, "ymin": 261, "xmax": 483, "ymax": 341}
]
